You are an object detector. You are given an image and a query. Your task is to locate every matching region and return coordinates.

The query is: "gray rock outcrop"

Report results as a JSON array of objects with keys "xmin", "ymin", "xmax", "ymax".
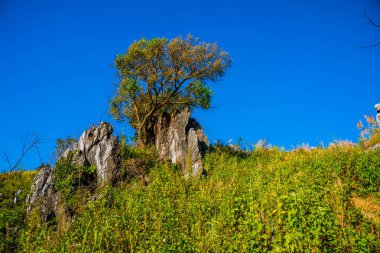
[
  {"xmin": 26, "ymin": 166, "xmax": 59, "ymax": 222},
  {"xmin": 375, "ymin": 103, "xmax": 380, "ymax": 126},
  {"xmin": 155, "ymin": 108, "xmax": 209, "ymax": 177},
  {"xmin": 62, "ymin": 122, "xmax": 120, "ymax": 185},
  {"xmin": 26, "ymin": 122, "xmax": 120, "ymax": 222}
]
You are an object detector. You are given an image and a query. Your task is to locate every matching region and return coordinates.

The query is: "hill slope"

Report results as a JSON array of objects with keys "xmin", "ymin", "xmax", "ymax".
[{"xmin": 1, "ymin": 143, "xmax": 379, "ymax": 252}]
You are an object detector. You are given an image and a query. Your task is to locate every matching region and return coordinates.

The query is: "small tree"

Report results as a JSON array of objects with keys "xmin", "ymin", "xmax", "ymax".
[{"xmin": 110, "ymin": 35, "xmax": 231, "ymax": 146}]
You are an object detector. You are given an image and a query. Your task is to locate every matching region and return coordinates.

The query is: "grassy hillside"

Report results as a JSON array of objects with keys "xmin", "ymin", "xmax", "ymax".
[
  {"xmin": 2, "ymin": 141, "xmax": 379, "ymax": 252},
  {"xmin": 0, "ymin": 170, "xmax": 37, "ymax": 252}
]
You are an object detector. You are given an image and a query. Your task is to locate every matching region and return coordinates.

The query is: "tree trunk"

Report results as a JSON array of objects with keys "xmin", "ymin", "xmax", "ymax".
[
  {"xmin": 137, "ymin": 127, "xmax": 146, "ymax": 147},
  {"xmin": 137, "ymin": 121, "xmax": 156, "ymax": 147}
]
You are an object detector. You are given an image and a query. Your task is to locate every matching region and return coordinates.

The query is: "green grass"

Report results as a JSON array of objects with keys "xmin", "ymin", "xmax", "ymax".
[
  {"xmin": 10, "ymin": 144, "xmax": 379, "ymax": 252},
  {"xmin": 0, "ymin": 170, "xmax": 37, "ymax": 252}
]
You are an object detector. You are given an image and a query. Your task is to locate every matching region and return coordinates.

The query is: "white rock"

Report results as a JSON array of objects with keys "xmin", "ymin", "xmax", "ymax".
[{"xmin": 155, "ymin": 108, "xmax": 209, "ymax": 177}]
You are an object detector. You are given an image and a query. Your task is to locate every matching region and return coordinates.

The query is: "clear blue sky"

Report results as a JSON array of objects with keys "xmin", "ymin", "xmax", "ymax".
[{"xmin": 0, "ymin": 0, "xmax": 379, "ymax": 171}]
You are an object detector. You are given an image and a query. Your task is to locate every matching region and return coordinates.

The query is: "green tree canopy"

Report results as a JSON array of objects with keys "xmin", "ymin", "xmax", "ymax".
[{"xmin": 110, "ymin": 35, "xmax": 231, "ymax": 146}]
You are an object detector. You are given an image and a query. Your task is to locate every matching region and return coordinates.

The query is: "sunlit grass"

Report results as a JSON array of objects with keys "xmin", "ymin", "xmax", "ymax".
[{"xmin": 9, "ymin": 144, "xmax": 379, "ymax": 252}]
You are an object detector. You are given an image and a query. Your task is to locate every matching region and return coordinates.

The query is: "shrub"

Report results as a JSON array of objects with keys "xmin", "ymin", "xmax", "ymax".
[
  {"xmin": 118, "ymin": 135, "xmax": 157, "ymax": 184},
  {"xmin": 54, "ymin": 152, "xmax": 97, "ymax": 212}
]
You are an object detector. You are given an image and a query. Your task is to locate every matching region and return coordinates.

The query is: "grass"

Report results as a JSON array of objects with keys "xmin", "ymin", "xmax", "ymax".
[
  {"xmin": 1, "ymin": 120, "xmax": 380, "ymax": 252},
  {"xmin": 0, "ymin": 170, "xmax": 37, "ymax": 252},
  {"xmin": 7, "ymin": 143, "xmax": 379, "ymax": 252}
]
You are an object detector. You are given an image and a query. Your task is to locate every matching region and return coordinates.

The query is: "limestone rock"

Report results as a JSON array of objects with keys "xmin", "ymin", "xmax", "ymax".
[
  {"xmin": 26, "ymin": 165, "xmax": 59, "ymax": 222},
  {"xmin": 62, "ymin": 122, "xmax": 120, "ymax": 185},
  {"xmin": 26, "ymin": 122, "xmax": 120, "ymax": 222},
  {"xmin": 77, "ymin": 122, "xmax": 120, "ymax": 184},
  {"xmin": 155, "ymin": 108, "xmax": 209, "ymax": 177}
]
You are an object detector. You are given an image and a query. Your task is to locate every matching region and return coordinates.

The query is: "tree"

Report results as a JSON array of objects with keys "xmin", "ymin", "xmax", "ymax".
[{"xmin": 110, "ymin": 35, "xmax": 232, "ymax": 146}]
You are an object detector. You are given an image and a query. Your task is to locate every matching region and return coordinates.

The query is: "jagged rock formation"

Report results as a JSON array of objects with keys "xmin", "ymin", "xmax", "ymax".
[
  {"xmin": 62, "ymin": 122, "xmax": 120, "ymax": 185},
  {"xmin": 26, "ymin": 166, "xmax": 59, "ymax": 222},
  {"xmin": 26, "ymin": 122, "xmax": 120, "ymax": 221},
  {"xmin": 155, "ymin": 108, "xmax": 209, "ymax": 177},
  {"xmin": 375, "ymin": 103, "xmax": 380, "ymax": 126},
  {"xmin": 26, "ymin": 115, "xmax": 208, "ymax": 222}
]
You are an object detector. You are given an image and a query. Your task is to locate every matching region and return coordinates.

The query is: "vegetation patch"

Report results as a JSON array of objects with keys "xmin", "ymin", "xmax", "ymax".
[
  {"xmin": 54, "ymin": 152, "xmax": 97, "ymax": 214},
  {"xmin": 4, "ymin": 144, "xmax": 377, "ymax": 252},
  {"xmin": 0, "ymin": 170, "xmax": 36, "ymax": 252}
]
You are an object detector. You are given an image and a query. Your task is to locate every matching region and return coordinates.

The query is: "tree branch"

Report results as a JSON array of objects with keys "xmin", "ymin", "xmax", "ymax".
[
  {"xmin": 0, "ymin": 133, "xmax": 41, "ymax": 172},
  {"xmin": 359, "ymin": 40, "xmax": 380, "ymax": 49},
  {"xmin": 0, "ymin": 151, "xmax": 12, "ymax": 171},
  {"xmin": 364, "ymin": 11, "xmax": 380, "ymax": 28}
]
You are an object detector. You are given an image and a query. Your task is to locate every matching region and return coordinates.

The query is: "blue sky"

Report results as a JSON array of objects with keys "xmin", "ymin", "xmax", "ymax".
[{"xmin": 0, "ymin": 0, "xmax": 379, "ymax": 171}]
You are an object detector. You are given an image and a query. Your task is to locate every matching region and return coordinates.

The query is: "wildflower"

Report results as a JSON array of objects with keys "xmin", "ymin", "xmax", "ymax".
[
  {"xmin": 357, "ymin": 120, "xmax": 363, "ymax": 130},
  {"xmin": 364, "ymin": 115, "xmax": 375, "ymax": 126}
]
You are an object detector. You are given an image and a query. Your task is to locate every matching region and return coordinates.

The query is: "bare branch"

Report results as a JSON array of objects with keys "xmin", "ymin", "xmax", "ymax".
[
  {"xmin": 360, "ymin": 11, "xmax": 380, "ymax": 48},
  {"xmin": 364, "ymin": 11, "xmax": 380, "ymax": 28},
  {"xmin": 359, "ymin": 40, "xmax": 380, "ymax": 49},
  {"xmin": 0, "ymin": 151, "xmax": 12, "ymax": 171},
  {"xmin": 34, "ymin": 144, "xmax": 44, "ymax": 165},
  {"xmin": 0, "ymin": 133, "xmax": 42, "ymax": 172}
]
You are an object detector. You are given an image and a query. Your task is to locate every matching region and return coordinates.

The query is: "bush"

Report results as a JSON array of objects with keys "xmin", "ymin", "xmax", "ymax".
[
  {"xmin": 54, "ymin": 152, "xmax": 97, "ymax": 213},
  {"xmin": 118, "ymin": 135, "xmax": 157, "ymax": 184}
]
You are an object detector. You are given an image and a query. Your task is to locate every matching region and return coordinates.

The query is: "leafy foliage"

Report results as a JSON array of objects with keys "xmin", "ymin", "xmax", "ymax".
[
  {"xmin": 0, "ymin": 170, "xmax": 36, "ymax": 252},
  {"xmin": 110, "ymin": 35, "xmax": 232, "ymax": 145},
  {"xmin": 54, "ymin": 152, "xmax": 97, "ymax": 211},
  {"xmin": 118, "ymin": 135, "xmax": 157, "ymax": 183}
]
